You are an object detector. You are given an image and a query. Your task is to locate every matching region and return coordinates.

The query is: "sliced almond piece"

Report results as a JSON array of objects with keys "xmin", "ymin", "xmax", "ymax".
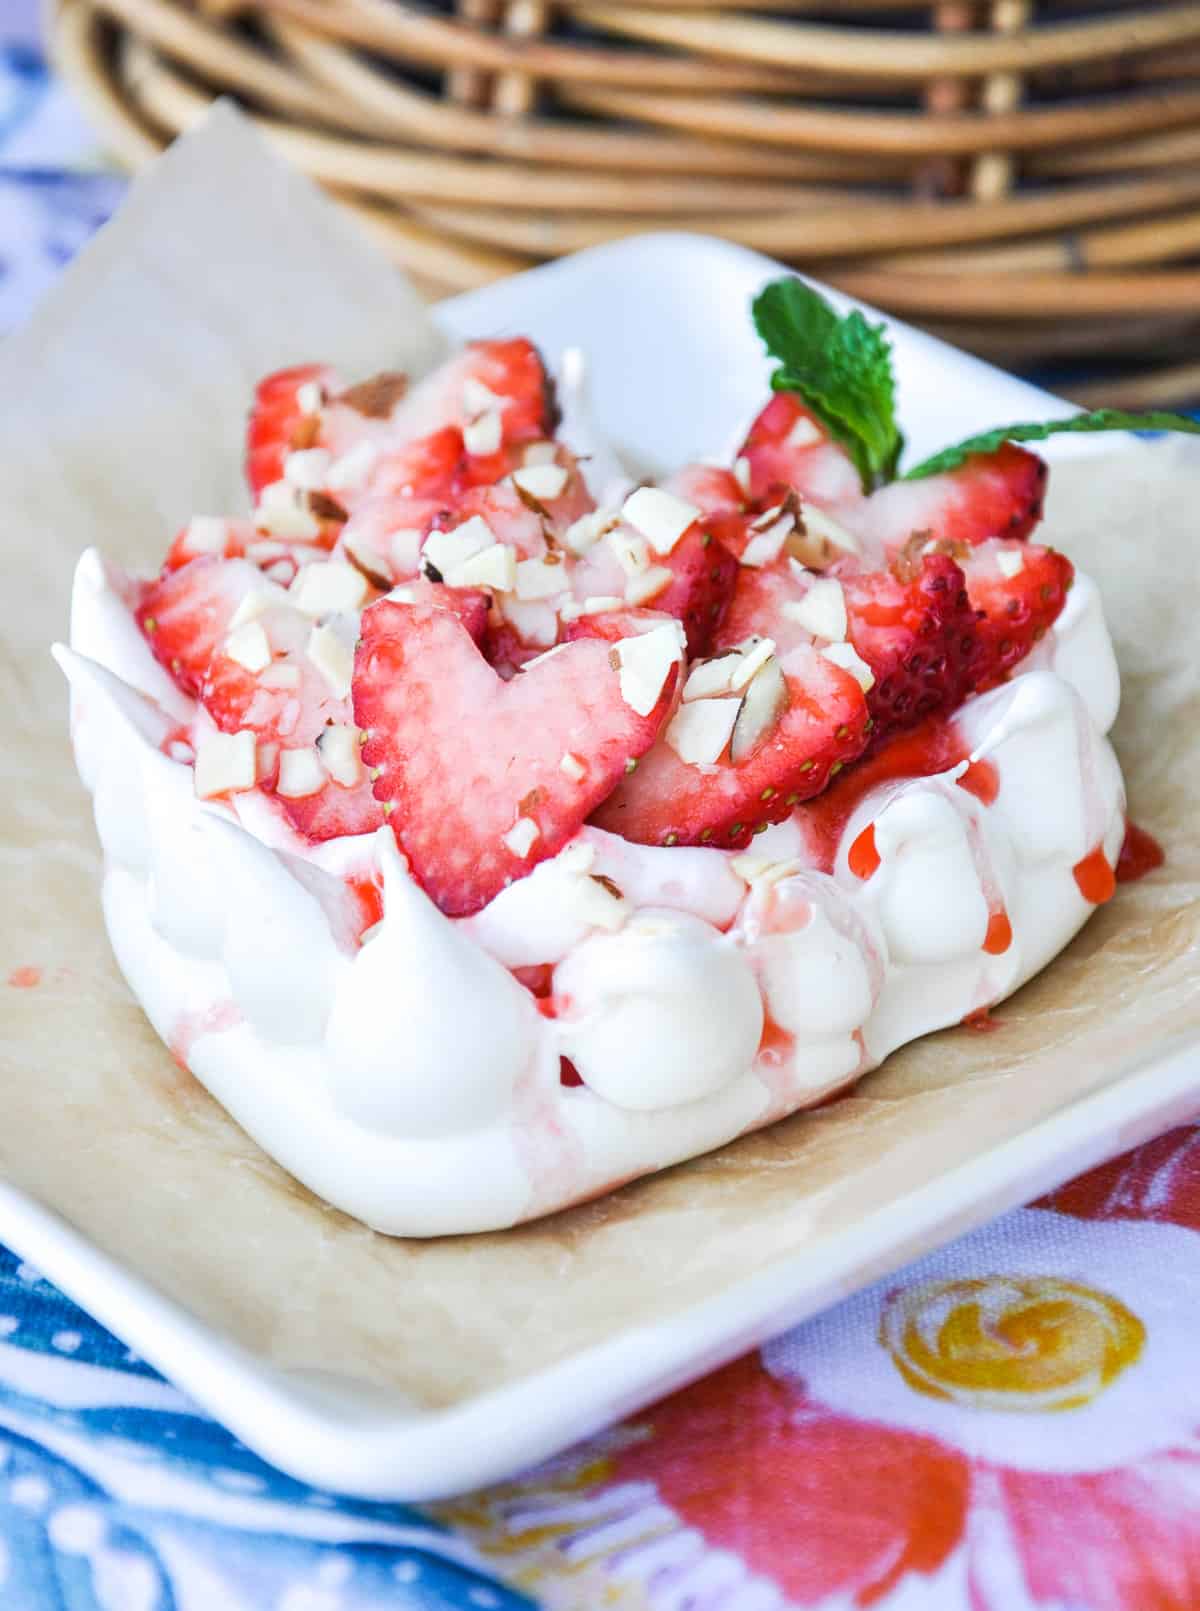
[
  {"xmin": 284, "ymin": 447, "xmax": 332, "ymax": 490},
  {"xmin": 289, "ymin": 561, "xmax": 369, "ymax": 617},
  {"xmin": 683, "ymin": 652, "xmax": 740, "ymax": 701},
  {"xmin": 296, "ymin": 380, "xmax": 325, "ymax": 414},
  {"xmin": 569, "ymin": 873, "xmax": 629, "ymax": 931},
  {"xmin": 612, "ymin": 621, "xmax": 683, "ymax": 716},
  {"xmin": 306, "ymin": 623, "xmax": 354, "ymax": 699},
  {"xmin": 317, "ymin": 724, "xmax": 362, "ymax": 787},
  {"xmin": 224, "ymin": 621, "xmax": 272, "ymax": 674},
  {"xmin": 422, "ymin": 516, "xmax": 494, "ymax": 579},
  {"xmin": 563, "ymin": 506, "xmax": 619, "ymax": 555},
  {"xmin": 559, "ymin": 751, "xmax": 586, "ymax": 781},
  {"xmin": 731, "ymin": 853, "xmax": 805, "ymax": 886},
  {"xmin": 277, "ymin": 746, "xmax": 327, "ymax": 799},
  {"xmin": 514, "ymin": 555, "xmax": 568, "ymax": 601},
  {"xmin": 608, "ymin": 530, "xmax": 650, "ymax": 577},
  {"xmin": 740, "ymin": 512, "xmax": 795, "ymax": 569},
  {"xmin": 820, "ymin": 640, "xmax": 875, "ymax": 692},
  {"xmin": 502, "ymin": 816, "xmax": 540, "ymax": 858},
  {"xmin": 498, "ymin": 593, "xmax": 559, "ymax": 646},
  {"xmin": 782, "ymin": 576, "xmax": 847, "ymax": 642},
  {"xmin": 523, "ymin": 441, "xmax": 557, "ymax": 467},
  {"xmin": 388, "ymin": 527, "xmax": 423, "ymax": 575},
  {"xmin": 256, "ymin": 487, "xmax": 321, "ymax": 542},
  {"xmin": 194, "ymin": 729, "xmax": 257, "ymax": 799},
  {"xmin": 665, "ymin": 697, "xmax": 740, "ymax": 766},
  {"xmin": 512, "ymin": 463, "xmax": 568, "ymax": 502},
  {"xmin": 621, "ymin": 487, "xmax": 701, "ymax": 556},
  {"xmin": 342, "ymin": 533, "xmax": 392, "ymax": 591},
  {"xmin": 801, "ymin": 503, "xmax": 861, "ymax": 557},
  {"xmin": 730, "ymin": 657, "xmax": 787, "ymax": 763},
  {"xmin": 733, "ymin": 455, "xmax": 752, "ymax": 494},
  {"xmin": 463, "ymin": 409, "xmax": 503, "ymax": 457},
  {"xmin": 462, "ymin": 376, "xmax": 509, "ymax": 416},
  {"xmin": 997, "ymin": 548, "xmax": 1025, "ymax": 578},
  {"xmin": 785, "ymin": 414, "xmax": 822, "ymax": 449},
  {"xmin": 182, "ymin": 516, "xmax": 229, "ymax": 555},
  {"xmin": 259, "ymin": 662, "xmax": 301, "ymax": 690},
  {"xmin": 728, "ymin": 636, "xmax": 777, "ymax": 691},
  {"xmin": 624, "ymin": 567, "xmax": 673, "ymax": 607},
  {"xmin": 451, "ymin": 542, "xmax": 518, "ymax": 591}
]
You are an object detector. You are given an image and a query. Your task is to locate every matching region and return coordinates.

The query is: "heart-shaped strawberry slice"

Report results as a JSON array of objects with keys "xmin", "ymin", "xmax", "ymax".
[{"xmin": 354, "ymin": 598, "xmax": 681, "ymax": 915}]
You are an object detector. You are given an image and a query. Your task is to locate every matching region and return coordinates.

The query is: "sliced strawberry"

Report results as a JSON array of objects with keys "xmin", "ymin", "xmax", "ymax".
[
  {"xmin": 396, "ymin": 338, "xmax": 556, "ymax": 450},
  {"xmin": 592, "ymin": 643, "xmax": 870, "ymax": 851},
  {"xmin": 202, "ymin": 606, "xmax": 346, "ymax": 746},
  {"xmin": 164, "ymin": 517, "xmax": 257, "ymax": 572},
  {"xmin": 665, "ymin": 464, "xmax": 746, "ymax": 519},
  {"xmin": 364, "ymin": 424, "xmax": 466, "ymax": 505},
  {"xmin": 959, "ymin": 538, "xmax": 1073, "ymax": 691},
  {"xmin": 565, "ymin": 607, "xmax": 683, "ymax": 647},
  {"xmin": 842, "ymin": 551, "xmax": 977, "ymax": 744},
  {"xmin": 247, "ymin": 363, "xmax": 339, "ymax": 497},
  {"xmin": 653, "ymin": 526, "xmax": 740, "ymax": 657},
  {"xmin": 739, "ymin": 392, "xmax": 863, "ymax": 508},
  {"xmin": 137, "ymin": 557, "xmax": 261, "ymax": 698},
  {"xmin": 279, "ymin": 776, "xmax": 384, "ymax": 843},
  {"xmin": 354, "ymin": 596, "xmax": 677, "ymax": 914},
  {"xmin": 851, "ymin": 442, "xmax": 1048, "ymax": 554}
]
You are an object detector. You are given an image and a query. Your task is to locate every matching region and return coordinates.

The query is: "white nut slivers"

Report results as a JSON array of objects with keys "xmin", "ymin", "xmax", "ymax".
[{"xmin": 555, "ymin": 910, "xmax": 763, "ymax": 1110}]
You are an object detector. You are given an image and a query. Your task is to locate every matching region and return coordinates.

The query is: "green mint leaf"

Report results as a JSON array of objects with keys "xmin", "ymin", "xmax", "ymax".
[
  {"xmin": 752, "ymin": 278, "xmax": 902, "ymax": 493},
  {"xmin": 903, "ymin": 409, "xmax": 1200, "ymax": 480}
]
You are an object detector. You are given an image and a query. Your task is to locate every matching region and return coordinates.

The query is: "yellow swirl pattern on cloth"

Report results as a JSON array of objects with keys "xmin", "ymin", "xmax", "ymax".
[{"xmin": 879, "ymin": 1275, "xmax": 1145, "ymax": 1413}]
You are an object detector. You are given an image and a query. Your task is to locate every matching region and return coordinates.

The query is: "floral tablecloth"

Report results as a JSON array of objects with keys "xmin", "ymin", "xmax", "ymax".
[{"xmin": 6, "ymin": 10, "xmax": 1200, "ymax": 1608}]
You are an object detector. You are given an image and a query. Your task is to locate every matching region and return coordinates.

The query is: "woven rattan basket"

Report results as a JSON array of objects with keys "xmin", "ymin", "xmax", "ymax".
[{"xmin": 52, "ymin": 0, "xmax": 1200, "ymax": 404}]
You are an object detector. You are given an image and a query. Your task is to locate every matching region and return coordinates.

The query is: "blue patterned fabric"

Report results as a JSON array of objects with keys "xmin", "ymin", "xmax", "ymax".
[{"xmin": 0, "ymin": 1250, "xmax": 532, "ymax": 1608}]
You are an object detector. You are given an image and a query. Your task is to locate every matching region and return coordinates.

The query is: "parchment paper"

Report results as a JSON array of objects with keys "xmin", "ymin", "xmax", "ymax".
[{"xmin": 2, "ymin": 107, "xmax": 1197, "ymax": 1412}]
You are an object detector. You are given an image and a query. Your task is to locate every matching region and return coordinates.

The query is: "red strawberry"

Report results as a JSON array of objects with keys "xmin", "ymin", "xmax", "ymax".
[
  {"xmin": 164, "ymin": 517, "xmax": 257, "ymax": 572},
  {"xmin": 247, "ymin": 363, "xmax": 339, "ymax": 497},
  {"xmin": 592, "ymin": 643, "xmax": 870, "ymax": 851},
  {"xmin": 565, "ymin": 607, "xmax": 682, "ymax": 647},
  {"xmin": 202, "ymin": 606, "xmax": 346, "ymax": 747},
  {"xmin": 959, "ymin": 538, "xmax": 1073, "ymax": 691},
  {"xmin": 851, "ymin": 442, "xmax": 1048, "ymax": 554},
  {"xmin": 398, "ymin": 338, "xmax": 556, "ymax": 450},
  {"xmin": 842, "ymin": 551, "xmax": 977, "ymax": 743},
  {"xmin": 715, "ymin": 551, "xmax": 978, "ymax": 749},
  {"xmin": 654, "ymin": 526, "xmax": 740, "ymax": 657},
  {"xmin": 665, "ymin": 464, "xmax": 746, "ymax": 519},
  {"xmin": 279, "ymin": 777, "xmax": 384, "ymax": 843},
  {"xmin": 738, "ymin": 392, "xmax": 863, "ymax": 508},
  {"xmin": 137, "ymin": 557, "xmax": 260, "ymax": 698},
  {"xmin": 354, "ymin": 596, "xmax": 678, "ymax": 914}
]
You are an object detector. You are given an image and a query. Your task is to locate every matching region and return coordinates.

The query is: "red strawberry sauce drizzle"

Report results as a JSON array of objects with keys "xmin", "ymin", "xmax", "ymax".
[
  {"xmin": 797, "ymin": 716, "xmax": 972, "ymax": 876},
  {"xmin": 348, "ymin": 876, "xmax": 384, "ymax": 938},
  {"xmin": 167, "ymin": 1001, "xmax": 241, "ymax": 1070},
  {"xmin": 1073, "ymin": 845, "xmax": 1117, "ymax": 905},
  {"xmin": 1117, "ymin": 819, "xmax": 1165, "ymax": 883},
  {"xmin": 757, "ymin": 1012, "xmax": 795, "ymax": 1070}
]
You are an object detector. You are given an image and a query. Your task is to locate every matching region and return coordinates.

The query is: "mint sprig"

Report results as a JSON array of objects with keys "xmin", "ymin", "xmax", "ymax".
[
  {"xmin": 902, "ymin": 409, "xmax": 1200, "ymax": 479},
  {"xmin": 751, "ymin": 279, "xmax": 1200, "ymax": 490},
  {"xmin": 753, "ymin": 278, "xmax": 902, "ymax": 494}
]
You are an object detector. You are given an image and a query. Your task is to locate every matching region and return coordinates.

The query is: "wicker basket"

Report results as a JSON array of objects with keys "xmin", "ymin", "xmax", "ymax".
[{"xmin": 52, "ymin": 0, "xmax": 1200, "ymax": 405}]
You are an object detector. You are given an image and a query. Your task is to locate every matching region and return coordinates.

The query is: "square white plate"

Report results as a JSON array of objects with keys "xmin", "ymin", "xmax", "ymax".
[{"xmin": 9, "ymin": 232, "xmax": 1197, "ymax": 1501}]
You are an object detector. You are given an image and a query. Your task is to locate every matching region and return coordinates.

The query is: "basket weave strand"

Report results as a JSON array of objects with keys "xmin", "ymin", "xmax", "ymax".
[{"xmin": 52, "ymin": 0, "xmax": 1200, "ymax": 404}]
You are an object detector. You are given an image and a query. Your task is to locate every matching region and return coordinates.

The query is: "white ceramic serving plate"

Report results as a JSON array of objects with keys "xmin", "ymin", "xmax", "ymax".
[{"xmin": 10, "ymin": 233, "xmax": 1199, "ymax": 1501}]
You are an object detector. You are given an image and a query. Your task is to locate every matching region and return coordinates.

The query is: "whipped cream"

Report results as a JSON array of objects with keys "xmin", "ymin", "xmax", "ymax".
[{"xmin": 60, "ymin": 539, "xmax": 1127, "ymax": 1235}]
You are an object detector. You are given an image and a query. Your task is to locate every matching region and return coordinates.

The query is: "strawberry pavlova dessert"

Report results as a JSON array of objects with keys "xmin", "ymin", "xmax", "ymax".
[{"xmin": 57, "ymin": 280, "xmax": 1195, "ymax": 1235}]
